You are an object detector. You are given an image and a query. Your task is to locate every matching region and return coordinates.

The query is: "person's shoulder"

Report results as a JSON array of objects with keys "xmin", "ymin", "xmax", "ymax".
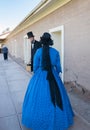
[
  {"xmin": 37, "ymin": 47, "xmax": 42, "ymax": 51},
  {"xmin": 50, "ymin": 47, "xmax": 59, "ymax": 54},
  {"xmin": 35, "ymin": 40, "xmax": 40, "ymax": 44},
  {"xmin": 35, "ymin": 47, "xmax": 42, "ymax": 55},
  {"xmin": 35, "ymin": 40, "xmax": 41, "ymax": 46}
]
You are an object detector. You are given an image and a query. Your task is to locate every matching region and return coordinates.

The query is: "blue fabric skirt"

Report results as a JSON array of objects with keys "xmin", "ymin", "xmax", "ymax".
[{"xmin": 22, "ymin": 68, "xmax": 74, "ymax": 130}]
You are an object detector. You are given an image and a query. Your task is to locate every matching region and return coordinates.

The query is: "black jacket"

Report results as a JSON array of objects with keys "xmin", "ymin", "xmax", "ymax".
[
  {"xmin": 31, "ymin": 40, "xmax": 41, "ymax": 71},
  {"xmin": 2, "ymin": 47, "xmax": 8, "ymax": 53}
]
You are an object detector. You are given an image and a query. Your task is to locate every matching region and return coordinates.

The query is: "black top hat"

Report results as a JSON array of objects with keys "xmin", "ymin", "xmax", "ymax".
[{"xmin": 27, "ymin": 31, "xmax": 34, "ymax": 38}]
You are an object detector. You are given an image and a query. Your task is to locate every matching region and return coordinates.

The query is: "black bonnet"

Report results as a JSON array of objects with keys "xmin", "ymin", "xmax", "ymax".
[{"xmin": 40, "ymin": 32, "xmax": 53, "ymax": 46}]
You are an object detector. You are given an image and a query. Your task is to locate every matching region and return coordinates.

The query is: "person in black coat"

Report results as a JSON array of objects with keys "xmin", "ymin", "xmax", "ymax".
[
  {"xmin": 27, "ymin": 31, "xmax": 42, "ymax": 72},
  {"xmin": 2, "ymin": 46, "xmax": 8, "ymax": 60}
]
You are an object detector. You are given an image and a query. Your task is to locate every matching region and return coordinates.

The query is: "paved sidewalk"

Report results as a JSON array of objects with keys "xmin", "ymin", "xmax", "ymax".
[{"xmin": 0, "ymin": 54, "xmax": 90, "ymax": 130}]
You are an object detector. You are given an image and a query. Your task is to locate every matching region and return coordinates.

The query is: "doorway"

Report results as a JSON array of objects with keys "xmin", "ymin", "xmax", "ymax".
[
  {"xmin": 14, "ymin": 40, "xmax": 18, "ymax": 58},
  {"xmin": 23, "ymin": 35, "xmax": 31, "ymax": 64},
  {"xmin": 49, "ymin": 25, "xmax": 64, "ymax": 82}
]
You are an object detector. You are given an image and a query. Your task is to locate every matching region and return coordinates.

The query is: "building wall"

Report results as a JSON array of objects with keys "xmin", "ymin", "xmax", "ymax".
[{"xmin": 6, "ymin": 0, "xmax": 90, "ymax": 90}]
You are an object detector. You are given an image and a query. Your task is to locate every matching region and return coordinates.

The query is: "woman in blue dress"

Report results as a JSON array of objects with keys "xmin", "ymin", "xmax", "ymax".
[{"xmin": 22, "ymin": 32, "xmax": 74, "ymax": 130}]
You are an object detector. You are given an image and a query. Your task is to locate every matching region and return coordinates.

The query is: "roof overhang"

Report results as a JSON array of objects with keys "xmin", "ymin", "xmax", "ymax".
[
  {"xmin": 7, "ymin": 0, "xmax": 71, "ymax": 39},
  {"xmin": 0, "ymin": 32, "xmax": 10, "ymax": 43}
]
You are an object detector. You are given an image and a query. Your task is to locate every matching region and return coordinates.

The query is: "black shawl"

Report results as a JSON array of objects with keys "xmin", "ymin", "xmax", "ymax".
[{"xmin": 42, "ymin": 45, "xmax": 63, "ymax": 110}]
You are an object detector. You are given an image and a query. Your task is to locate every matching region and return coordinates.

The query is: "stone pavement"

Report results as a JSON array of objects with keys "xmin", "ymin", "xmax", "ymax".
[{"xmin": 0, "ymin": 54, "xmax": 90, "ymax": 130}]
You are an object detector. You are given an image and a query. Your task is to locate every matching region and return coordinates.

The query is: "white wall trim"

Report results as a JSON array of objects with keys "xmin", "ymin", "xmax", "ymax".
[
  {"xmin": 23, "ymin": 35, "xmax": 31, "ymax": 64},
  {"xmin": 24, "ymin": 35, "xmax": 28, "ymax": 39},
  {"xmin": 49, "ymin": 25, "xmax": 64, "ymax": 82},
  {"xmin": 49, "ymin": 25, "xmax": 64, "ymax": 33}
]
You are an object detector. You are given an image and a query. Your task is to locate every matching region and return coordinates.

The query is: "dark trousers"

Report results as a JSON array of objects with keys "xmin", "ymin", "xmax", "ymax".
[
  {"xmin": 31, "ymin": 60, "xmax": 33, "ymax": 72},
  {"xmin": 3, "ymin": 53, "xmax": 8, "ymax": 60}
]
